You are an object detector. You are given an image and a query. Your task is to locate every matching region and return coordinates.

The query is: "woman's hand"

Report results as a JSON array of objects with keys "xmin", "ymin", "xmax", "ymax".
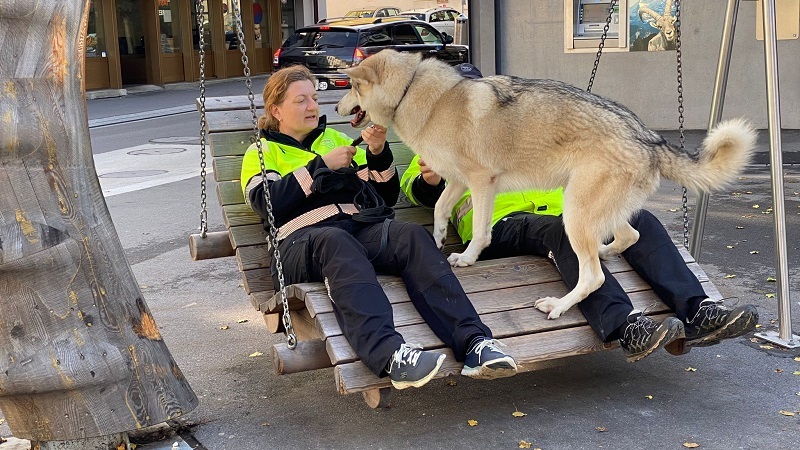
[
  {"xmin": 322, "ymin": 146, "xmax": 357, "ymax": 170},
  {"xmin": 418, "ymin": 158, "xmax": 442, "ymax": 186},
  {"xmin": 361, "ymin": 124, "xmax": 387, "ymax": 155}
]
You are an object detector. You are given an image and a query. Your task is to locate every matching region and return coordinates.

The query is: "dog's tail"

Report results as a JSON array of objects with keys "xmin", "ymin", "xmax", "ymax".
[{"xmin": 657, "ymin": 118, "xmax": 757, "ymax": 192}]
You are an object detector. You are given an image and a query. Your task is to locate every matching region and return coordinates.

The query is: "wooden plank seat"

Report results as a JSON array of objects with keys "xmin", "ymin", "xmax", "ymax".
[{"xmin": 195, "ymin": 95, "xmax": 725, "ymax": 408}]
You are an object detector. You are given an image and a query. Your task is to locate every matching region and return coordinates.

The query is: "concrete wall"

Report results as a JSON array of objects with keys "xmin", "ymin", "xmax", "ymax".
[
  {"xmin": 322, "ymin": 0, "xmax": 464, "ymax": 19},
  {"xmin": 479, "ymin": 0, "xmax": 800, "ymax": 129}
]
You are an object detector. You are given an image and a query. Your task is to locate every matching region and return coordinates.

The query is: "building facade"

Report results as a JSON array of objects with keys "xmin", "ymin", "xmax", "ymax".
[
  {"xmin": 469, "ymin": 0, "xmax": 800, "ymax": 129},
  {"xmin": 85, "ymin": 0, "xmax": 297, "ymax": 90}
]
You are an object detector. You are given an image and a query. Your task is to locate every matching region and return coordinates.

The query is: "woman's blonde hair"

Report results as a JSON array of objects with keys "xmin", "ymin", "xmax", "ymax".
[{"xmin": 258, "ymin": 65, "xmax": 318, "ymax": 131}]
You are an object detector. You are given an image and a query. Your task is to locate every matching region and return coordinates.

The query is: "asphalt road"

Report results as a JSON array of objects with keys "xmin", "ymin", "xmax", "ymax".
[{"xmin": 1, "ymin": 83, "xmax": 799, "ymax": 450}]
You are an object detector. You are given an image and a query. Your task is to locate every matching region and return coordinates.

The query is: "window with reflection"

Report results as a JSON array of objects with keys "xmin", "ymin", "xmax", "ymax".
[
  {"xmin": 85, "ymin": 0, "xmax": 106, "ymax": 57},
  {"xmin": 191, "ymin": 0, "xmax": 213, "ymax": 50},
  {"xmin": 158, "ymin": 0, "xmax": 182, "ymax": 53}
]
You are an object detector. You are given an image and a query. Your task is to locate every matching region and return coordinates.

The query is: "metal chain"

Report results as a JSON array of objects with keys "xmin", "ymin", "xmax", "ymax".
[
  {"xmin": 675, "ymin": 0, "xmax": 689, "ymax": 248},
  {"xmin": 196, "ymin": 0, "xmax": 208, "ymax": 238},
  {"xmin": 232, "ymin": 0, "xmax": 296, "ymax": 349},
  {"xmin": 587, "ymin": 0, "xmax": 617, "ymax": 93}
]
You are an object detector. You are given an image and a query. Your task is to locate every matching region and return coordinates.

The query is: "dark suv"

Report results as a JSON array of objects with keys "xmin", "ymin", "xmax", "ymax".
[{"xmin": 272, "ymin": 17, "xmax": 469, "ymax": 90}]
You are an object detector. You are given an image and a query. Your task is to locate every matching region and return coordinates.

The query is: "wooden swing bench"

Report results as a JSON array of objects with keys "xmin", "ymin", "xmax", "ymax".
[{"xmin": 190, "ymin": 94, "xmax": 724, "ymax": 408}]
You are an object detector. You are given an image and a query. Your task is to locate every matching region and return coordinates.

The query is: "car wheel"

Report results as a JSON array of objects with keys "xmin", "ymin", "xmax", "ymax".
[{"xmin": 317, "ymin": 80, "xmax": 329, "ymax": 91}]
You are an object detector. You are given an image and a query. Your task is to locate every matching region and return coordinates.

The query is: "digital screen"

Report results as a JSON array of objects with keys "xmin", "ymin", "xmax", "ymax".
[{"xmin": 581, "ymin": 4, "xmax": 611, "ymax": 24}]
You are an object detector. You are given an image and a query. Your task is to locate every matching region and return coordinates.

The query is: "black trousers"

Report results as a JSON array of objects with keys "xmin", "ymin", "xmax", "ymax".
[
  {"xmin": 482, "ymin": 210, "xmax": 708, "ymax": 342},
  {"xmin": 272, "ymin": 216, "xmax": 490, "ymax": 376}
]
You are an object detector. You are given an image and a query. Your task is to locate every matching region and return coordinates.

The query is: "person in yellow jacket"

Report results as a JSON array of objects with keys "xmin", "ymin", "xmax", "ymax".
[
  {"xmin": 401, "ymin": 63, "xmax": 758, "ymax": 362},
  {"xmin": 241, "ymin": 65, "xmax": 517, "ymax": 390}
]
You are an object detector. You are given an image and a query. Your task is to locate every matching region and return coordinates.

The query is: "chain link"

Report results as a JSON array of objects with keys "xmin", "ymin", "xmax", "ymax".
[
  {"xmin": 675, "ymin": 0, "xmax": 689, "ymax": 249},
  {"xmin": 587, "ymin": 0, "xmax": 617, "ymax": 93},
  {"xmin": 196, "ymin": 0, "xmax": 208, "ymax": 238},
  {"xmin": 232, "ymin": 0, "xmax": 296, "ymax": 349}
]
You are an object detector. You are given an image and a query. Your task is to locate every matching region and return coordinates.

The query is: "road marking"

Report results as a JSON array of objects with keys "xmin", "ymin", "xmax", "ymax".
[{"xmin": 93, "ymin": 143, "xmax": 209, "ymax": 197}]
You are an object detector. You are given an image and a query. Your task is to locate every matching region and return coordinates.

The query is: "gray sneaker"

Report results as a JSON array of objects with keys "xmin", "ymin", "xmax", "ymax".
[
  {"xmin": 619, "ymin": 311, "xmax": 685, "ymax": 362},
  {"xmin": 666, "ymin": 300, "xmax": 758, "ymax": 355},
  {"xmin": 386, "ymin": 343, "xmax": 446, "ymax": 390}
]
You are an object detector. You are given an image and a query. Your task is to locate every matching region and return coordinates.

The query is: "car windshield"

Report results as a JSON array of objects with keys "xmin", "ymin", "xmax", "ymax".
[
  {"xmin": 285, "ymin": 29, "xmax": 359, "ymax": 49},
  {"xmin": 345, "ymin": 10, "xmax": 373, "ymax": 18},
  {"xmin": 401, "ymin": 13, "xmax": 425, "ymax": 20}
]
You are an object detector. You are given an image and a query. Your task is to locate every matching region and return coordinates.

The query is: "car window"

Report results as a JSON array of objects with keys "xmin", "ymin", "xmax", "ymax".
[
  {"xmin": 444, "ymin": 10, "xmax": 458, "ymax": 21},
  {"xmin": 296, "ymin": 30, "xmax": 359, "ymax": 48},
  {"xmin": 430, "ymin": 11, "xmax": 446, "ymax": 22},
  {"xmin": 375, "ymin": 10, "xmax": 387, "ymax": 17},
  {"xmin": 414, "ymin": 24, "xmax": 442, "ymax": 44},
  {"xmin": 387, "ymin": 9, "xmax": 399, "ymax": 16},
  {"xmin": 391, "ymin": 24, "xmax": 422, "ymax": 45},
  {"xmin": 360, "ymin": 29, "xmax": 392, "ymax": 47}
]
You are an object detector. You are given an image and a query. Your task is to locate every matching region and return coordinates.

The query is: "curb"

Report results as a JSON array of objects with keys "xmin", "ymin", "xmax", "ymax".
[{"xmin": 88, "ymin": 105, "xmax": 197, "ymax": 128}]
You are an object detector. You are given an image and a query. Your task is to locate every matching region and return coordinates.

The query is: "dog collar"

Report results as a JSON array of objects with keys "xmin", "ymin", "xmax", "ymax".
[{"xmin": 391, "ymin": 68, "xmax": 417, "ymax": 121}]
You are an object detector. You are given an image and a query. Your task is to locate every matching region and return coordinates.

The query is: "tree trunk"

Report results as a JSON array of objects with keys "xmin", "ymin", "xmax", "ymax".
[{"xmin": 0, "ymin": 0, "xmax": 198, "ymax": 441}]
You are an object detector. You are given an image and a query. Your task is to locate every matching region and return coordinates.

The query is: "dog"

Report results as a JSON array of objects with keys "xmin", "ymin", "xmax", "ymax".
[{"xmin": 336, "ymin": 50, "xmax": 756, "ymax": 319}]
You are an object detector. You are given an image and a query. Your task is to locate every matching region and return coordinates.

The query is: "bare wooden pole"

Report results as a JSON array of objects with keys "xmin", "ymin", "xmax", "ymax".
[{"xmin": 0, "ymin": 0, "xmax": 198, "ymax": 442}]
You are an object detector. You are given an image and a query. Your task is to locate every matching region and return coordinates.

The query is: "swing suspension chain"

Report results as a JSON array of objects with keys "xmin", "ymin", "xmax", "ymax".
[
  {"xmin": 232, "ymin": 0, "xmax": 297, "ymax": 349},
  {"xmin": 675, "ymin": 0, "xmax": 689, "ymax": 249},
  {"xmin": 587, "ymin": 0, "xmax": 617, "ymax": 93},
  {"xmin": 196, "ymin": 0, "xmax": 208, "ymax": 238}
]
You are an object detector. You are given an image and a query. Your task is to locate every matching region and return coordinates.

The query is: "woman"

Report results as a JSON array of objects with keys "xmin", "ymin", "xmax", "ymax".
[{"xmin": 240, "ymin": 65, "xmax": 517, "ymax": 389}]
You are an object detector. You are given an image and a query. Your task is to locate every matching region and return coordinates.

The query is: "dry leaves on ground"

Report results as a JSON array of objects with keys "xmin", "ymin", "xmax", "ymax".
[
  {"xmin": 645, "ymin": 395, "xmax": 653, "ymax": 400},
  {"xmin": 778, "ymin": 411, "xmax": 796, "ymax": 417},
  {"xmin": 683, "ymin": 443, "xmax": 700, "ymax": 448},
  {"xmin": 685, "ymin": 367, "xmax": 697, "ymax": 372},
  {"xmin": 724, "ymin": 274, "xmax": 736, "ymax": 278},
  {"xmin": 596, "ymin": 426, "xmax": 608, "ymax": 432},
  {"xmin": 219, "ymin": 325, "xmax": 229, "ymax": 330},
  {"xmin": 237, "ymin": 319, "xmax": 248, "ymax": 323},
  {"xmin": 765, "ymin": 293, "xmax": 776, "ymax": 298},
  {"xmin": 518, "ymin": 441, "xmax": 532, "ymax": 449},
  {"xmin": 467, "ymin": 419, "xmax": 478, "ymax": 427},
  {"xmin": 767, "ymin": 277, "xmax": 777, "ymax": 282},
  {"xmin": 249, "ymin": 351, "xmax": 263, "ymax": 357}
]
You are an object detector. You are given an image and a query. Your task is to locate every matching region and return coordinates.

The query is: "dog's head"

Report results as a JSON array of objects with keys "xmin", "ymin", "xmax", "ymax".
[{"xmin": 335, "ymin": 50, "xmax": 422, "ymax": 129}]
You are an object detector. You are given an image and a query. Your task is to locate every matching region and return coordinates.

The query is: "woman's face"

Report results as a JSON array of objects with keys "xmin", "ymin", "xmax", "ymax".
[{"xmin": 271, "ymin": 79, "xmax": 319, "ymax": 139}]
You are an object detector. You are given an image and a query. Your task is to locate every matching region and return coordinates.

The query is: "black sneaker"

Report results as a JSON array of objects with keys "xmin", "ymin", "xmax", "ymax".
[
  {"xmin": 619, "ymin": 312, "xmax": 685, "ymax": 362},
  {"xmin": 683, "ymin": 300, "xmax": 759, "ymax": 347},
  {"xmin": 461, "ymin": 338, "xmax": 518, "ymax": 379},
  {"xmin": 386, "ymin": 343, "xmax": 446, "ymax": 390}
]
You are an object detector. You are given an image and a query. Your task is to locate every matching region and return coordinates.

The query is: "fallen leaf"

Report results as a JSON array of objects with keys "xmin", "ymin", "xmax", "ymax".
[
  {"xmin": 219, "ymin": 325, "xmax": 229, "ymax": 330},
  {"xmin": 775, "ymin": 368, "xmax": 783, "ymax": 373},
  {"xmin": 755, "ymin": 324, "xmax": 763, "ymax": 328},
  {"xmin": 0, "ymin": 418, "xmax": 4, "ymax": 425},
  {"xmin": 766, "ymin": 293, "xmax": 776, "ymax": 298},
  {"xmin": 752, "ymin": 204, "xmax": 760, "ymax": 209},
  {"xmin": 735, "ymin": 226, "xmax": 744, "ymax": 229},
  {"xmin": 760, "ymin": 345, "xmax": 774, "ymax": 350},
  {"xmin": 467, "ymin": 419, "xmax": 478, "ymax": 427},
  {"xmin": 724, "ymin": 274, "xmax": 736, "ymax": 279},
  {"xmin": 794, "ymin": 371, "xmax": 800, "ymax": 376},
  {"xmin": 767, "ymin": 277, "xmax": 777, "ymax": 282},
  {"xmin": 779, "ymin": 410, "xmax": 796, "ymax": 417},
  {"xmin": 512, "ymin": 410, "xmax": 527, "ymax": 418},
  {"xmin": 596, "ymin": 426, "xmax": 608, "ymax": 432},
  {"xmin": 519, "ymin": 441, "xmax": 532, "ymax": 449},
  {"xmin": 726, "ymin": 245, "xmax": 735, "ymax": 249},
  {"xmin": 262, "ymin": 422, "xmax": 270, "ymax": 426},
  {"xmin": 249, "ymin": 351, "xmax": 263, "ymax": 357},
  {"xmin": 750, "ymin": 251, "xmax": 760, "ymax": 254},
  {"xmin": 645, "ymin": 395, "xmax": 653, "ymax": 400},
  {"xmin": 746, "ymin": 191, "xmax": 752, "ymax": 194},
  {"xmin": 750, "ymin": 338, "xmax": 760, "ymax": 343},
  {"xmin": 237, "ymin": 319, "xmax": 249, "ymax": 323},
  {"xmin": 794, "ymin": 357, "xmax": 800, "ymax": 362},
  {"xmin": 447, "ymin": 378, "xmax": 457, "ymax": 386},
  {"xmin": 685, "ymin": 367, "xmax": 697, "ymax": 372},
  {"xmin": 668, "ymin": 208, "xmax": 678, "ymax": 212},
  {"xmin": 683, "ymin": 443, "xmax": 700, "ymax": 448},
  {"xmin": 796, "ymin": 392, "xmax": 800, "ymax": 396}
]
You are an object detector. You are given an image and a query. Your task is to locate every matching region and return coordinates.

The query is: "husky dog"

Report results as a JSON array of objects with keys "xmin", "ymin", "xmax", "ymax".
[{"xmin": 336, "ymin": 50, "xmax": 756, "ymax": 319}]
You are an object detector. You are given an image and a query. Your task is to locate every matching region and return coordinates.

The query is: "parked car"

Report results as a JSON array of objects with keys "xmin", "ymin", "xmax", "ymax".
[
  {"xmin": 344, "ymin": 7, "xmax": 401, "ymax": 18},
  {"xmin": 273, "ymin": 18, "xmax": 469, "ymax": 91},
  {"xmin": 400, "ymin": 7, "xmax": 463, "ymax": 37}
]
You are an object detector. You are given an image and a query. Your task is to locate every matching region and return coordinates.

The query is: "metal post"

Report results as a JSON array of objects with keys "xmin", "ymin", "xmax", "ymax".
[
  {"xmin": 754, "ymin": 0, "xmax": 799, "ymax": 348},
  {"xmin": 689, "ymin": 0, "xmax": 740, "ymax": 261}
]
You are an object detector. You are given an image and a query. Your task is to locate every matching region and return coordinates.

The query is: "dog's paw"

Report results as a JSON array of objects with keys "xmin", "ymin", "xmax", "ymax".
[
  {"xmin": 433, "ymin": 229, "xmax": 447, "ymax": 249},
  {"xmin": 533, "ymin": 297, "xmax": 563, "ymax": 319},
  {"xmin": 447, "ymin": 252, "xmax": 476, "ymax": 267}
]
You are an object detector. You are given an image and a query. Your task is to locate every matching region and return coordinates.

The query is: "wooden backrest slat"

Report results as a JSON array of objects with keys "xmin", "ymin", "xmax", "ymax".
[{"xmin": 217, "ymin": 181, "xmax": 244, "ymax": 206}]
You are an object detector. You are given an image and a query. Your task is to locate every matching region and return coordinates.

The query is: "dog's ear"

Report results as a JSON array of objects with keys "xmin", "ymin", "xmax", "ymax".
[{"xmin": 340, "ymin": 64, "xmax": 377, "ymax": 84}]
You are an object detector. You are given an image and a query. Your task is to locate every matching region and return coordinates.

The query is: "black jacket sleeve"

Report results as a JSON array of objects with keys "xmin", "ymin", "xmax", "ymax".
[{"xmin": 410, "ymin": 175, "xmax": 447, "ymax": 208}]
